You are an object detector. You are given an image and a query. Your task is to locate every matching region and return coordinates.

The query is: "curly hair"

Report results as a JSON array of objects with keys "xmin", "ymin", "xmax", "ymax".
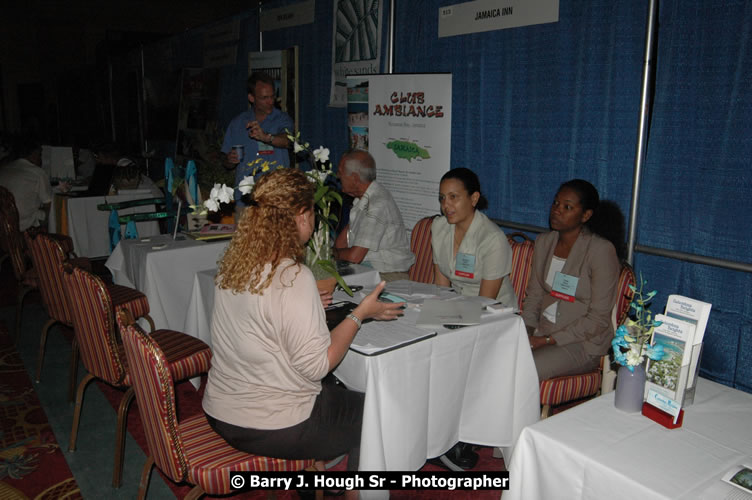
[{"xmin": 217, "ymin": 168, "xmax": 315, "ymax": 294}]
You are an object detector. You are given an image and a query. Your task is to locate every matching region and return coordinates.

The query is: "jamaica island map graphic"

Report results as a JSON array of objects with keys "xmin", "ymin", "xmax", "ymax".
[{"xmin": 385, "ymin": 140, "xmax": 431, "ymax": 162}]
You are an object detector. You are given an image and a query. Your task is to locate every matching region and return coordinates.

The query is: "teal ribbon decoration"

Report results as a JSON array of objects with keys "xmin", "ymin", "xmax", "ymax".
[
  {"xmin": 185, "ymin": 160, "xmax": 198, "ymax": 205},
  {"xmin": 124, "ymin": 220, "xmax": 139, "ymax": 240},
  {"xmin": 164, "ymin": 157, "xmax": 175, "ymax": 212},
  {"xmin": 108, "ymin": 210, "xmax": 121, "ymax": 251}
]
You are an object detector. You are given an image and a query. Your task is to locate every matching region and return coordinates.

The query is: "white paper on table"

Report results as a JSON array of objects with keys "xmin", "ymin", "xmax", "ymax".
[
  {"xmin": 362, "ymin": 280, "xmax": 456, "ymax": 301},
  {"xmin": 700, "ymin": 463, "xmax": 752, "ymax": 499},
  {"xmin": 42, "ymin": 145, "xmax": 75, "ymax": 179},
  {"xmin": 416, "ymin": 298, "xmax": 482, "ymax": 326},
  {"xmin": 349, "ymin": 319, "xmax": 436, "ymax": 356},
  {"xmin": 385, "ymin": 280, "xmax": 439, "ymax": 297}
]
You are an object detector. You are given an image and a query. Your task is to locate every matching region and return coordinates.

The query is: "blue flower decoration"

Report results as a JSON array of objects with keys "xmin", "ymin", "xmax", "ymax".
[
  {"xmin": 612, "ymin": 336, "xmax": 628, "ymax": 366},
  {"xmin": 646, "ymin": 344, "xmax": 665, "ymax": 361}
]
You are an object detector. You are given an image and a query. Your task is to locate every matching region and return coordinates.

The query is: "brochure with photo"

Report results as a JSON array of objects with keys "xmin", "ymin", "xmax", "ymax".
[
  {"xmin": 665, "ymin": 294, "xmax": 712, "ymax": 389},
  {"xmin": 645, "ymin": 313, "xmax": 696, "ymax": 404}
]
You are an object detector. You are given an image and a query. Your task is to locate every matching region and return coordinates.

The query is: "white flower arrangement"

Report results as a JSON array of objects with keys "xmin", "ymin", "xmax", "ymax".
[{"xmin": 191, "ymin": 158, "xmax": 279, "ymax": 215}]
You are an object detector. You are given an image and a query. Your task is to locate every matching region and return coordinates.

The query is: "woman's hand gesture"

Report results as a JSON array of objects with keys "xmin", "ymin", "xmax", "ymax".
[{"xmin": 354, "ymin": 281, "xmax": 405, "ymax": 322}]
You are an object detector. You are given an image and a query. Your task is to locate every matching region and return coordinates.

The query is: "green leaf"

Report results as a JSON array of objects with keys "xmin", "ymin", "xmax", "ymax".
[{"xmin": 315, "ymin": 259, "xmax": 353, "ymax": 296}]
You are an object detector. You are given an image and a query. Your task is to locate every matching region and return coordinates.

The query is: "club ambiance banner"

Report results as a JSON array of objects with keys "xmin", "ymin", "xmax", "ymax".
[{"xmin": 347, "ymin": 74, "xmax": 452, "ymax": 230}]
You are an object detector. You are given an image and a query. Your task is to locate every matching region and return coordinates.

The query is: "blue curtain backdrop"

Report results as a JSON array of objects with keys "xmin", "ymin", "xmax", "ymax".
[
  {"xmin": 394, "ymin": 0, "xmax": 645, "ymax": 233},
  {"xmin": 137, "ymin": 0, "xmax": 751, "ymax": 391},
  {"xmin": 636, "ymin": 0, "xmax": 752, "ymax": 391}
]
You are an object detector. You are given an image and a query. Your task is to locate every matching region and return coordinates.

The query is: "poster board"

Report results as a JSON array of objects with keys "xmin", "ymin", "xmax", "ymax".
[
  {"xmin": 330, "ymin": 0, "xmax": 383, "ymax": 107},
  {"xmin": 347, "ymin": 74, "xmax": 452, "ymax": 230}
]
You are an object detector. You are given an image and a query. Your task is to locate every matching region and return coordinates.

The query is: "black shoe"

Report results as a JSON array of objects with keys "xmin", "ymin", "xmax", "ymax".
[{"xmin": 434, "ymin": 442, "xmax": 479, "ymax": 471}]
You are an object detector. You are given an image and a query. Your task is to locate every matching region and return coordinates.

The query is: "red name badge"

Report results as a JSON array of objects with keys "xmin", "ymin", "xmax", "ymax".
[
  {"xmin": 550, "ymin": 290, "xmax": 576, "ymax": 302},
  {"xmin": 455, "ymin": 270, "xmax": 474, "ymax": 278}
]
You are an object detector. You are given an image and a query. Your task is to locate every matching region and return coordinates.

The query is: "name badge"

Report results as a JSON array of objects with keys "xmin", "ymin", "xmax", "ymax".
[
  {"xmin": 257, "ymin": 140, "xmax": 274, "ymax": 155},
  {"xmin": 550, "ymin": 272, "xmax": 578, "ymax": 302},
  {"xmin": 455, "ymin": 252, "xmax": 476, "ymax": 279}
]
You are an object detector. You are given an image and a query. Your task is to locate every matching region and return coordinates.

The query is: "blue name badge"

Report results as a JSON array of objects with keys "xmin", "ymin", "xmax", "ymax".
[
  {"xmin": 257, "ymin": 140, "xmax": 274, "ymax": 155},
  {"xmin": 454, "ymin": 252, "xmax": 476, "ymax": 279},
  {"xmin": 550, "ymin": 272, "xmax": 578, "ymax": 302}
]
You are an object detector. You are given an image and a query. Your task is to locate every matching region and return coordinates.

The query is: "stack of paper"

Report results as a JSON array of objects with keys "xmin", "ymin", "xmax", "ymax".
[
  {"xmin": 416, "ymin": 297, "xmax": 482, "ymax": 326},
  {"xmin": 350, "ymin": 320, "xmax": 436, "ymax": 356}
]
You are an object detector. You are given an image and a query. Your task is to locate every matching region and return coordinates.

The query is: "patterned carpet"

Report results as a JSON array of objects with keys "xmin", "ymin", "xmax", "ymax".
[{"xmin": 0, "ymin": 323, "xmax": 82, "ymax": 500}]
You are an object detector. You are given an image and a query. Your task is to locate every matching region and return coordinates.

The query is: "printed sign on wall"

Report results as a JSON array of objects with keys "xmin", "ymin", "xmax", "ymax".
[
  {"xmin": 438, "ymin": 0, "xmax": 559, "ymax": 38},
  {"xmin": 330, "ymin": 0, "xmax": 383, "ymax": 107}
]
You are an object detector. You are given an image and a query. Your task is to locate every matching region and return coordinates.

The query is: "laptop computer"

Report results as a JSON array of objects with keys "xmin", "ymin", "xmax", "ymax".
[
  {"xmin": 325, "ymin": 302, "xmax": 357, "ymax": 330},
  {"xmin": 65, "ymin": 164, "xmax": 114, "ymax": 197}
]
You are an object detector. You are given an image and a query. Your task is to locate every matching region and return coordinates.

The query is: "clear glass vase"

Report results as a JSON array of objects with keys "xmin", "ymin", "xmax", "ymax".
[{"xmin": 614, "ymin": 364, "xmax": 646, "ymax": 413}]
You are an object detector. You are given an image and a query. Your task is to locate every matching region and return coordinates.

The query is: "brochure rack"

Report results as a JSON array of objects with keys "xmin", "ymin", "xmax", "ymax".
[{"xmin": 643, "ymin": 342, "xmax": 704, "ymax": 428}]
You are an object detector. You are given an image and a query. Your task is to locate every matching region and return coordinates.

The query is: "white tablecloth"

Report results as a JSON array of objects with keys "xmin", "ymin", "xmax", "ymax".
[
  {"xmin": 506, "ymin": 377, "xmax": 752, "ymax": 500},
  {"xmin": 183, "ymin": 263, "xmax": 382, "ymax": 348},
  {"xmin": 105, "ymin": 234, "xmax": 229, "ymax": 331},
  {"xmin": 49, "ymin": 188, "xmax": 162, "ymax": 257},
  {"xmin": 334, "ymin": 307, "xmax": 539, "ymax": 499},
  {"xmin": 182, "ymin": 263, "xmax": 382, "ymax": 389}
]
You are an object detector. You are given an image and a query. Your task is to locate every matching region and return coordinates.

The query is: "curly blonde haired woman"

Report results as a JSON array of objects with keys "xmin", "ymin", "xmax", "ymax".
[{"xmin": 202, "ymin": 168, "xmax": 404, "ymax": 481}]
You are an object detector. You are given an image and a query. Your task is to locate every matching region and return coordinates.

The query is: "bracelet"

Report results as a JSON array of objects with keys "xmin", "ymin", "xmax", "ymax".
[{"xmin": 346, "ymin": 313, "xmax": 362, "ymax": 329}]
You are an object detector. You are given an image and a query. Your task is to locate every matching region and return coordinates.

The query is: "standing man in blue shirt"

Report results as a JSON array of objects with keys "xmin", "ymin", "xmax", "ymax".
[{"xmin": 222, "ymin": 72, "xmax": 293, "ymax": 207}]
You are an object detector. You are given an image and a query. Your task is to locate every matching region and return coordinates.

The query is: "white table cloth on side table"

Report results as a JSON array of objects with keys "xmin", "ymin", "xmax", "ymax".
[
  {"xmin": 49, "ymin": 187, "xmax": 162, "ymax": 257},
  {"xmin": 506, "ymin": 377, "xmax": 752, "ymax": 500},
  {"xmin": 333, "ymin": 302, "xmax": 539, "ymax": 500},
  {"xmin": 105, "ymin": 234, "xmax": 228, "ymax": 331}
]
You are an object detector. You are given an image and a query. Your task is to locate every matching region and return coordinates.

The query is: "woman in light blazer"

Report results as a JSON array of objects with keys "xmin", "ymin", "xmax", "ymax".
[{"xmin": 522, "ymin": 179, "xmax": 624, "ymax": 381}]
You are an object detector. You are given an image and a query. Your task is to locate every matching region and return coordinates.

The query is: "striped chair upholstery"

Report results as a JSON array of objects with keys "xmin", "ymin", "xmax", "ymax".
[
  {"xmin": 0, "ymin": 186, "xmax": 40, "ymax": 343},
  {"xmin": 62, "ymin": 265, "xmax": 213, "ymax": 488},
  {"xmin": 118, "ymin": 311, "xmax": 316, "ymax": 500},
  {"xmin": 26, "ymin": 232, "xmax": 154, "ymax": 389},
  {"xmin": 506, "ymin": 232, "xmax": 535, "ymax": 311},
  {"xmin": 408, "ymin": 215, "xmax": 437, "ymax": 284},
  {"xmin": 538, "ymin": 263, "xmax": 637, "ymax": 418},
  {"xmin": 613, "ymin": 262, "xmax": 636, "ymax": 328}
]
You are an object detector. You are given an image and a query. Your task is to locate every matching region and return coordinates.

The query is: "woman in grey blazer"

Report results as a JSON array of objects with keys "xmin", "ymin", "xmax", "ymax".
[{"xmin": 522, "ymin": 179, "xmax": 624, "ymax": 381}]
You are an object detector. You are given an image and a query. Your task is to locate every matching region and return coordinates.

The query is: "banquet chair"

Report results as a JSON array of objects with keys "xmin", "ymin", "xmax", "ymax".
[
  {"xmin": 506, "ymin": 232, "xmax": 535, "ymax": 311},
  {"xmin": 408, "ymin": 215, "xmax": 437, "ymax": 284},
  {"xmin": 537, "ymin": 263, "xmax": 636, "ymax": 418},
  {"xmin": 0, "ymin": 186, "xmax": 39, "ymax": 343},
  {"xmin": 25, "ymin": 232, "xmax": 155, "ymax": 398},
  {"xmin": 117, "ymin": 309, "xmax": 322, "ymax": 500},
  {"xmin": 62, "ymin": 264, "xmax": 213, "ymax": 488},
  {"xmin": 1, "ymin": 186, "xmax": 84, "ymax": 344}
]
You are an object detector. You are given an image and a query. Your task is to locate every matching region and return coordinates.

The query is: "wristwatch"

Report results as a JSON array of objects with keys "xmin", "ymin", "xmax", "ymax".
[
  {"xmin": 545, "ymin": 335, "xmax": 552, "ymax": 345},
  {"xmin": 267, "ymin": 132, "xmax": 273, "ymax": 143},
  {"xmin": 346, "ymin": 313, "xmax": 362, "ymax": 329}
]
